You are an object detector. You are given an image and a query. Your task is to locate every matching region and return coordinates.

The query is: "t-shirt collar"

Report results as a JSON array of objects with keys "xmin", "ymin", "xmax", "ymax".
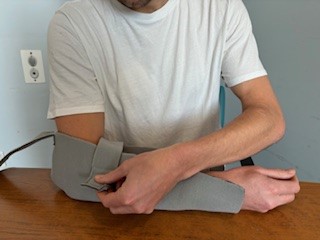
[{"xmin": 111, "ymin": 0, "xmax": 178, "ymax": 23}]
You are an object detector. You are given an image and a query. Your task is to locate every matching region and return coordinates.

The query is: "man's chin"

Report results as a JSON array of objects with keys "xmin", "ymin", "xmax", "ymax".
[{"xmin": 118, "ymin": 0, "xmax": 152, "ymax": 10}]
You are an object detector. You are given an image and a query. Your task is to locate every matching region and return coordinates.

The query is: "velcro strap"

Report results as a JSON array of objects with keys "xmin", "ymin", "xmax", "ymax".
[
  {"xmin": 51, "ymin": 133, "xmax": 244, "ymax": 213},
  {"xmin": 51, "ymin": 133, "xmax": 99, "ymax": 201},
  {"xmin": 2, "ymin": 131, "xmax": 245, "ymax": 213},
  {"xmin": 82, "ymin": 138, "xmax": 123, "ymax": 191}
]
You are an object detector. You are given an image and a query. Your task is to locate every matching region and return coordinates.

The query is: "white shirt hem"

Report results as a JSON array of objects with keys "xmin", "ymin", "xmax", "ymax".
[
  {"xmin": 47, "ymin": 105, "xmax": 105, "ymax": 119},
  {"xmin": 227, "ymin": 70, "xmax": 268, "ymax": 88}
]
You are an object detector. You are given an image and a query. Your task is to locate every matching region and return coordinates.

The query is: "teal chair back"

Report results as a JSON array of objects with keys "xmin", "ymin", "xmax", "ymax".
[{"xmin": 219, "ymin": 86, "xmax": 226, "ymax": 128}]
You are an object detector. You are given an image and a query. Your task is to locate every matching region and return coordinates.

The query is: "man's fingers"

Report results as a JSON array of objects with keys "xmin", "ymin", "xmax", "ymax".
[
  {"xmin": 288, "ymin": 175, "xmax": 301, "ymax": 194},
  {"xmin": 94, "ymin": 166, "xmax": 127, "ymax": 184},
  {"xmin": 275, "ymin": 194, "xmax": 296, "ymax": 208},
  {"xmin": 97, "ymin": 189, "xmax": 141, "ymax": 214},
  {"xmin": 269, "ymin": 176, "xmax": 300, "ymax": 195},
  {"xmin": 97, "ymin": 191, "xmax": 124, "ymax": 208},
  {"xmin": 258, "ymin": 167, "xmax": 296, "ymax": 180}
]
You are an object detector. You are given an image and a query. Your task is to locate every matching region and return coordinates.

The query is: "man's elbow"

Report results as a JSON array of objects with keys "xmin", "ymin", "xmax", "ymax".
[{"xmin": 272, "ymin": 112, "xmax": 286, "ymax": 143}]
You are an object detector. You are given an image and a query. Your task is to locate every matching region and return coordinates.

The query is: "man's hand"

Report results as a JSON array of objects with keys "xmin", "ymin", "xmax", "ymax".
[
  {"xmin": 94, "ymin": 146, "xmax": 183, "ymax": 214},
  {"xmin": 208, "ymin": 166, "xmax": 300, "ymax": 213}
]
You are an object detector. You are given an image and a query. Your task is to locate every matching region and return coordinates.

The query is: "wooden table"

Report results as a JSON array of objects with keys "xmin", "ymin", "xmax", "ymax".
[{"xmin": 0, "ymin": 168, "xmax": 319, "ymax": 240}]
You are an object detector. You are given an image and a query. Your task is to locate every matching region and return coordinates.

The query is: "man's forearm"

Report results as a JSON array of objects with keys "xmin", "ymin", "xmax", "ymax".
[{"xmin": 173, "ymin": 102, "xmax": 285, "ymax": 180}]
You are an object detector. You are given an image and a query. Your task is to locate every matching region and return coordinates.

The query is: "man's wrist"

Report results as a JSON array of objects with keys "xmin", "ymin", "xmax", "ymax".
[{"xmin": 168, "ymin": 141, "xmax": 204, "ymax": 181}]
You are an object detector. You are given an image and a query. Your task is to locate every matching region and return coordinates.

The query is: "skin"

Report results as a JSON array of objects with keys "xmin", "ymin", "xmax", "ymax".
[
  {"xmin": 117, "ymin": 0, "xmax": 168, "ymax": 13},
  {"xmin": 209, "ymin": 167, "xmax": 300, "ymax": 212},
  {"xmin": 56, "ymin": 76, "xmax": 300, "ymax": 214},
  {"xmin": 55, "ymin": 0, "xmax": 300, "ymax": 214}
]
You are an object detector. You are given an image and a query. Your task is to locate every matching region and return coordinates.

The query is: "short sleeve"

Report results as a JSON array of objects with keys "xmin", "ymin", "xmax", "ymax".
[
  {"xmin": 221, "ymin": 0, "xmax": 267, "ymax": 87},
  {"xmin": 47, "ymin": 11, "xmax": 105, "ymax": 119}
]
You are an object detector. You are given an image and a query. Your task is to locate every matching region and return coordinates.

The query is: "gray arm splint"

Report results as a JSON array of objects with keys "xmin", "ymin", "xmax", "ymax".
[
  {"xmin": 52, "ymin": 132, "xmax": 244, "ymax": 213},
  {"xmin": 1, "ymin": 132, "xmax": 245, "ymax": 213}
]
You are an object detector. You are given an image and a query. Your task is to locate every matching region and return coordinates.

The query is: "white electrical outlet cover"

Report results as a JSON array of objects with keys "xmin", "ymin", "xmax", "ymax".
[{"xmin": 20, "ymin": 50, "xmax": 46, "ymax": 83}]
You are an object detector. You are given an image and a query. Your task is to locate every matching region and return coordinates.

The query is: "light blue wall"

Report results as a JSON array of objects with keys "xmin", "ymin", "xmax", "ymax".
[
  {"xmin": 0, "ymin": 0, "xmax": 67, "ymax": 169},
  {"xmin": 0, "ymin": 1, "xmax": 319, "ymax": 182},
  {"xmin": 225, "ymin": 0, "xmax": 320, "ymax": 182}
]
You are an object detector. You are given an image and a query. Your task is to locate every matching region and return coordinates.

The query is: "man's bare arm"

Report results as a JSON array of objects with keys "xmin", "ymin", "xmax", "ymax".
[
  {"xmin": 96, "ymin": 75, "xmax": 299, "ymax": 214},
  {"xmin": 176, "ymin": 75, "xmax": 286, "ymax": 178},
  {"xmin": 56, "ymin": 76, "xmax": 282, "ymax": 178},
  {"xmin": 55, "ymin": 112, "xmax": 105, "ymax": 144}
]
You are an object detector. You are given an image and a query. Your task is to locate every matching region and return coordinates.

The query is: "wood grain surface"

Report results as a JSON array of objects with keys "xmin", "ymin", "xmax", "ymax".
[{"xmin": 0, "ymin": 168, "xmax": 319, "ymax": 240}]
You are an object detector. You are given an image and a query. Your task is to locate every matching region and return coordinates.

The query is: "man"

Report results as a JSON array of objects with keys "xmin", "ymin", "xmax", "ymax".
[{"xmin": 47, "ymin": 0, "xmax": 300, "ymax": 214}]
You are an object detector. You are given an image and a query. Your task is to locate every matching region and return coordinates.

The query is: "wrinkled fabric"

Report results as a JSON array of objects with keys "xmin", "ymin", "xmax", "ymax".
[{"xmin": 52, "ymin": 132, "xmax": 244, "ymax": 213}]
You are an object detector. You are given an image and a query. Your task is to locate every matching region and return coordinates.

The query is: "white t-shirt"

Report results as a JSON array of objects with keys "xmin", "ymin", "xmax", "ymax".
[{"xmin": 47, "ymin": 0, "xmax": 267, "ymax": 148}]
